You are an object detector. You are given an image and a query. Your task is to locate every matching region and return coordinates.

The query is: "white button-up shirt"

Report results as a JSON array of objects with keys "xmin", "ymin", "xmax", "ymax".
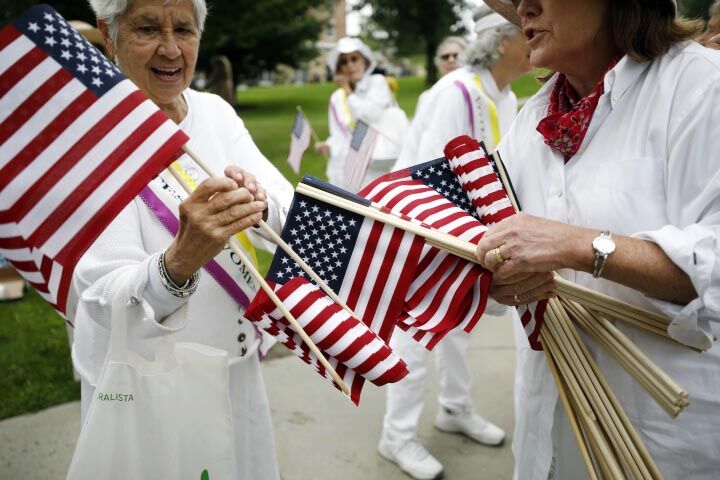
[{"xmin": 499, "ymin": 42, "xmax": 720, "ymax": 479}]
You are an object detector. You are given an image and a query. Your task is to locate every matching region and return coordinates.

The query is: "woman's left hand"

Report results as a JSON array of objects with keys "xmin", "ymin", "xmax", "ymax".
[{"xmin": 475, "ymin": 213, "xmax": 589, "ymax": 300}]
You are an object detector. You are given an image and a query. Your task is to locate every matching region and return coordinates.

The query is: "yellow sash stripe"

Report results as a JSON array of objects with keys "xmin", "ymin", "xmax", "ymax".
[
  {"xmin": 472, "ymin": 74, "xmax": 501, "ymax": 147},
  {"xmin": 337, "ymin": 88, "xmax": 356, "ymax": 131},
  {"xmin": 170, "ymin": 161, "xmax": 259, "ymax": 268}
]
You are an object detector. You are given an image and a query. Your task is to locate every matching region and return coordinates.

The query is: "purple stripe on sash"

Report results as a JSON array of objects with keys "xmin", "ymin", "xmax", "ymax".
[
  {"xmin": 454, "ymin": 80, "xmax": 475, "ymax": 136},
  {"xmin": 330, "ymin": 97, "xmax": 351, "ymax": 137},
  {"xmin": 139, "ymin": 186, "xmax": 252, "ymax": 309}
]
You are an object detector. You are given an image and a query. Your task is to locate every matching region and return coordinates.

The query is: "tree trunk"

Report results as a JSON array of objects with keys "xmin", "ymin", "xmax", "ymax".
[{"xmin": 425, "ymin": 38, "xmax": 438, "ymax": 86}]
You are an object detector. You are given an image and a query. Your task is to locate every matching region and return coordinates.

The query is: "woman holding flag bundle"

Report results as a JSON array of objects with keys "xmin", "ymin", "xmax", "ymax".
[
  {"xmin": 70, "ymin": 0, "xmax": 293, "ymax": 477},
  {"xmin": 477, "ymin": 0, "xmax": 720, "ymax": 478},
  {"xmin": 315, "ymin": 37, "xmax": 397, "ymax": 189}
]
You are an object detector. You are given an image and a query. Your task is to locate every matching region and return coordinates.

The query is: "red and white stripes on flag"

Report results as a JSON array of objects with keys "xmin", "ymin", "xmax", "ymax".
[
  {"xmin": 0, "ymin": 5, "xmax": 189, "ymax": 317},
  {"xmin": 245, "ymin": 277, "xmax": 409, "ymax": 405},
  {"xmin": 360, "ymin": 165, "xmax": 492, "ymax": 350},
  {"xmin": 344, "ymin": 120, "xmax": 378, "ymax": 192},
  {"xmin": 444, "ymin": 135, "xmax": 545, "ymax": 351},
  {"xmin": 287, "ymin": 110, "xmax": 311, "ymax": 174}
]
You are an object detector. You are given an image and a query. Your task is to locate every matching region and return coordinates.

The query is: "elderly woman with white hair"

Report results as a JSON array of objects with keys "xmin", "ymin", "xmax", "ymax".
[
  {"xmin": 394, "ymin": 6, "xmax": 531, "ymax": 171},
  {"xmin": 315, "ymin": 37, "xmax": 396, "ymax": 189},
  {"xmin": 71, "ymin": 0, "xmax": 293, "ymax": 477},
  {"xmin": 476, "ymin": 0, "xmax": 720, "ymax": 478},
  {"xmin": 378, "ymin": 9, "xmax": 530, "ymax": 480}
]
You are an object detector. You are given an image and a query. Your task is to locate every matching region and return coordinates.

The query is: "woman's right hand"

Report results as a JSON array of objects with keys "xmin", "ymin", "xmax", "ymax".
[
  {"xmin": 163, "ymin": 176, "xmax": 266, "ymax": 284},
  {"xmin": 315, "ymin": 141, "xmax": 330, "ymax": 157}
]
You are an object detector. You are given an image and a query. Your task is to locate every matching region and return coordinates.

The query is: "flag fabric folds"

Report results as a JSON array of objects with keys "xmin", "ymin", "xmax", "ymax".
[
  {"xmin": 360, "ymin": 158, "xmax": 492, "ymax": 349},
  {"xmin": 443, "ymin": 135, "xmax": 545, "ymax": 350},
  {"xmin": 245, "ymin": 177, "xmax": 424, "ymax": 404},
  {"xmin": 287, "ymin": 110, "xmax": 311, "ymax": 174},
  {"xmin": 245, "ymin": 277, "xmax": 409, "ymax": 399},
  {"xmin": 344, "ymin": 120, "xmax": 378, "ymax": 191},
  {"xmin": 0, "ymin": 5, "xmax": 189, "ymax": 317}
]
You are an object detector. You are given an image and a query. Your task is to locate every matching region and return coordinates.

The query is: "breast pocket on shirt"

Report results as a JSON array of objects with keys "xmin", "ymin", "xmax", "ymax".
[
  {"xmin": 582, "ymin": 156, "xmax": 667, "ymax": 233},
  {"xmin": 593, "ymin": 156, "xmax": 665, "ymax": 195}
]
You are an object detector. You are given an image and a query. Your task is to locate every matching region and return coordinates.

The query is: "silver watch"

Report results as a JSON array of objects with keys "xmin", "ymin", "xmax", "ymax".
[{"xmin": 592, "ymin": 230, "xmax": 615, "ymax": 278}]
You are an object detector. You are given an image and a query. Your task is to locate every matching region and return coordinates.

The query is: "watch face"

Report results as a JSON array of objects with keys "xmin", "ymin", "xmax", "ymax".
[{"xmin": 593, "ymin": 236, "xmax": 616, "ymax": 255}]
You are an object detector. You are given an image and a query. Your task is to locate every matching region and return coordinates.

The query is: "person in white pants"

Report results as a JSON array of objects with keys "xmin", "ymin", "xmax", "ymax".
[{"xmin": 378, "ymin": 6, "xmax": 532, "ymax": 480}]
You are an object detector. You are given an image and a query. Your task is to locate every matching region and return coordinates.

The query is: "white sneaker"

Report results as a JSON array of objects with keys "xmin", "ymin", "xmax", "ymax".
[
  {"xmin": 434, "ymin": 406, "xmax": 506, "ymax": 446},
  {"xmin": 378, "ymin": 433, "xmax": 444, "ymax": 480}
]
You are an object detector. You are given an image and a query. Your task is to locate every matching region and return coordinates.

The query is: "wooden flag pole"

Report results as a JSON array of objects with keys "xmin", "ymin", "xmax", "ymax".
[
  {"xmin": 180, "ymin": 145, "xmax": 357, "ymax": 318},
  {"xmin": 169, "ymin": 149, "xmax": 351, "ymax": 396},
  {"xmin": 297, "ymin": 105, "xmax": 321, "ymax": 146}
]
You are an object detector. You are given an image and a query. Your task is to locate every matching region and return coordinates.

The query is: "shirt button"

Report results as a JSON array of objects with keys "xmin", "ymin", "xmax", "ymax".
[
  {"xmin": 238, "ymin": 333, "xmax": 246, "ymax": 343},
  {"xmin": 129, "ymin": 296, "xmax": 140, "ymax": 306}
]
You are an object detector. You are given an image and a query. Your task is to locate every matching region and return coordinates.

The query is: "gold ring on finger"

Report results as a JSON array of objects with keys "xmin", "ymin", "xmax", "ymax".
[
  {"xmin": 493, "ymin": 247, "xmax": 507, "ymax": 265},
  {"xmin": 514, "ymin": 294, "xmax": 521, "ymax": 304}
]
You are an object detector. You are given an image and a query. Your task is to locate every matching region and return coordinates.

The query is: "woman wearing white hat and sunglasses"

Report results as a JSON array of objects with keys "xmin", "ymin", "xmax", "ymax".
[
  {"xmin": 475, "ymin": 1, "xmax": 720, "ymax": 478},
  {"xmin": 315, "ymin": 37, "xmax": 397, "ymax": 189}
]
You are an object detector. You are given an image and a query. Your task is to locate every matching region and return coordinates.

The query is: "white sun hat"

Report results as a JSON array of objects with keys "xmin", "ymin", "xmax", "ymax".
[
  {"xmin": 326, "ymin": 36, "xmax": 377, "ymax": 74},
  {"xmin": 483, "ymin": 0, "xmax": 677, "ymax": 28}
]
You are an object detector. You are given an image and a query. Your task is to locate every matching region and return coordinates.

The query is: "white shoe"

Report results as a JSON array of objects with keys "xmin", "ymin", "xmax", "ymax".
[
  {"xmin": 434, "ymin": 406, "xmax": 506, "ymax": 446},
  {"xmin": 378, "ymin": 433, "xmax": 444, "ymax": 480}
]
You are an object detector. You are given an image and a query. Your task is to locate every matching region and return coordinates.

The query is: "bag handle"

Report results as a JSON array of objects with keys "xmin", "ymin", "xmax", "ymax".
[{"xmin": 108, "ymin": 289, "xmax": 130, "ymax": 363}]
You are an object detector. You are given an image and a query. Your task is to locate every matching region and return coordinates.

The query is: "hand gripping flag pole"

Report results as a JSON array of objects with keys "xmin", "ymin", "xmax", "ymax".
[{"xmin": 167, "ymin": 145, "xmax": 351, "ymax": 396}]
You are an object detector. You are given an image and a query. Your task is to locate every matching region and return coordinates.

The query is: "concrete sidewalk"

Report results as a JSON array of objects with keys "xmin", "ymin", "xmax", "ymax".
[{"xmin": 0, "ymin": 312, "xmax": 516, "ymax": 480}]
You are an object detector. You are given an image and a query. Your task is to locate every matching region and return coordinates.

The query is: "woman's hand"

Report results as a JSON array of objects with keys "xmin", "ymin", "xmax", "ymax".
[
  {"xmin": 475, "ymin": 213, "xmax": 588, "ymax": 305},
  {"xmin": 333, "ymin": 74, "xmax": 352, "ymax": 93},
  {"xmin": 163, "ymin": 170, "xmax": 267, "ymax": 284},
  {"xmin": 315, "ymin": 141, "xmax": 330, "ymax": 157},
  {"xmin": 705, "ymin": 34, "xmax": 720, "ymax": 50}
]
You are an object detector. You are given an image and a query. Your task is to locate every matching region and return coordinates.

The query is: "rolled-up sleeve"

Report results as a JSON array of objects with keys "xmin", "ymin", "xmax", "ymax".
[{"xmin": 633, "ymin": 69, "xmax": 720, "ymax": 349}]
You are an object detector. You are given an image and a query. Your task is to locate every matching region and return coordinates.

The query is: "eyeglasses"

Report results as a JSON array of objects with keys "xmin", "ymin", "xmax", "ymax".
[
  {"xmin": 440, "ymin": 52, "xmax": 460, "ymax": 61},
  {"xmin": 338, "ymin": 54, "xmax": 363, "ymax": 67}
]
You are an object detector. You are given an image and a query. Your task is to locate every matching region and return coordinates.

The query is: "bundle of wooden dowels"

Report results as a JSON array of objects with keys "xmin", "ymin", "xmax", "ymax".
[{"xmin": 297, "ymin": 179, "xmax": 696, "ymax": 479}]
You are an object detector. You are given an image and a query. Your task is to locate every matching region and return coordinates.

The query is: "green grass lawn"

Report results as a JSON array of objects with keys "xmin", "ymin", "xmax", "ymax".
[{"xmin": 0, "ymin": 74, "xmax": 541, "ymax": 420}]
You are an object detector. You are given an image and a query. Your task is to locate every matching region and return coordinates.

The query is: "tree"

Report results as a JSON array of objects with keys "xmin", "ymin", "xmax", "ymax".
[
  {"xmin": 356, "ymin": 0, "xmax": 468, "ymax": 85},
  {"xmin": 200, "ymin": 0, "xmax": 326, "ymax": 82}
]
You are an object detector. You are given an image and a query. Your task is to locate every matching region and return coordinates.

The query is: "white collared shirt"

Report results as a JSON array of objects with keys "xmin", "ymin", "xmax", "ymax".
[{"xmin": 500, "ymin": 42, "xmax": 720, "ymax": 479}]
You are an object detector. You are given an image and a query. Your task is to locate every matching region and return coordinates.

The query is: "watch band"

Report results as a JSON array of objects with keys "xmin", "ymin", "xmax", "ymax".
[{"xmin": 592, "ymin": 230, "xmax": 612, "ymax": 278}]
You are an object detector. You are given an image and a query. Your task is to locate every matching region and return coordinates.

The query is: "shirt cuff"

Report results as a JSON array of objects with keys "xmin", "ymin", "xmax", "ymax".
[
  {"xmin": 633, "ymin": 224, "xmax": 719, "ymax": 349},
  {"xmin": 142, "ymin": 252, "xmax": 190, "ymax": 327}
]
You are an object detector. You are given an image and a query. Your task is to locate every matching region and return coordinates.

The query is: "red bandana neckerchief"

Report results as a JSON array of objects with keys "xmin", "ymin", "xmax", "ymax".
[{"xmin": 536, "ymin": 57, "xmax": 621, "ymax": 161}]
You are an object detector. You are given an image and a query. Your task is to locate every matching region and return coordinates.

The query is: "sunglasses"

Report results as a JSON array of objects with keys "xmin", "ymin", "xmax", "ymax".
[
  {"xmin": 338, "ymin": 54, "xmax": 363, "ymax": 67},
  {"xmin": 440, "ymin": 52, "xmax": 460, "ymax": 61}
]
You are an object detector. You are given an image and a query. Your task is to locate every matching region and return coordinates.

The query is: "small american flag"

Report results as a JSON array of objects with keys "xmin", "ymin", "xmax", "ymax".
[
  {"xmin": 344, "ymin": 120, "xmax": 377, "ymax": 192},
  {"xmin": 245, "ymin": 277, "xmax": 409, "ymax": 403},
  {"xmin": 287, "ymin": 109, "xmax": 311, "ymax": 174},
  {"xmin": 253, "ymin": 176, "xmax": 424, "ymax": 404},
  {"xmin": 360, "ymin": 158, "xmax": 492, "ymax": 349},
  {"xmin": 444, "ymin": 135, "xmax": 545, "ymax": 350},
  {"xmin": 0, "ymin": 5, "xmax": 189, "ymax": 317}
]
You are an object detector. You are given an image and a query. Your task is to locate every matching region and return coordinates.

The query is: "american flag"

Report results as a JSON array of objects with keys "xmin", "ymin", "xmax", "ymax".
[
  {"xmin": 0, "ymin": 5, "xmax": 189, "ymax": 317},
  {"xmin": 245, "ymin": 277, "xmax": 409, "ymax": 404},
  {"xmin": 443, "ymin": 135, "xmax": 545, "ymax": 350},
  {"xmin": 344, "ymin": 120, "xmax": 377, "ymax": 192},
  {"xmin": 287, "ymin": 109, "xmax": 311, "ymax": 174},
  {"xmin": 360, "ymin": 158, "xmax": 492, "ymax": 349},
  {"xmin": 249, "ymin": 176, "xmax": 424, "ymax": 404}
]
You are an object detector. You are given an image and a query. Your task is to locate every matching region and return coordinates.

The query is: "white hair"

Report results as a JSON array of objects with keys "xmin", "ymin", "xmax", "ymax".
[
  {"xmin": 711, "ymin": 0, "xmax": 720, "ymax": 16},
  {"xmin": 88, "ymin": 0, "xmax": 207, "ymax": 46},
  {"xmin": 463, "ymin": 6, "xmax": 518, "ymax": 70}
]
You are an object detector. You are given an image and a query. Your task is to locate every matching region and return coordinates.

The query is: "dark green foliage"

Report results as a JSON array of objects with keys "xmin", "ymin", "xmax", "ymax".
[
  {"xmin": 678, "ymin": 0, "xmax": 715, "ymax": 19},
  {"xmin": 199, "ymin": 0, "xmax": 325, "ymax": 82},
  {"xmin": 356, "ymin": 0, "xmax": 468, "ymax": 85}
]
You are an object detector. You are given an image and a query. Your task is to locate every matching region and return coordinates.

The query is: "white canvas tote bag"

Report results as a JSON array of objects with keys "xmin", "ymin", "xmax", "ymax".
[{"xmin": 67, "ymin": 286, "xmax": 237, "ymax": 480}]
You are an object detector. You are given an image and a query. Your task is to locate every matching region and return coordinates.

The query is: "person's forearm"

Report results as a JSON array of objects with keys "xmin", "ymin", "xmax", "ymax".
[{"xmin": 564, "ymin": 228, "xmax": 697, "ymax": 304}]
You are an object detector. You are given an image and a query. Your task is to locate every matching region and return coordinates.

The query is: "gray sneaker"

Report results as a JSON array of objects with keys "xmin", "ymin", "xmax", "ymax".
[
  {"xmin": 434, "ymin": 406, "xmax": 506, "ymax": 446},
  {"xmin": 378, "ymin": 433, "xmax": 444, "ymax": 480}
]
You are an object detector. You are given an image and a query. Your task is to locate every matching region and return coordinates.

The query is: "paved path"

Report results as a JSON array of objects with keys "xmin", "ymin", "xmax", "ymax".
[{"xmin": 0, "ymin": 312, "xmax": 516, "ymax": 480}]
